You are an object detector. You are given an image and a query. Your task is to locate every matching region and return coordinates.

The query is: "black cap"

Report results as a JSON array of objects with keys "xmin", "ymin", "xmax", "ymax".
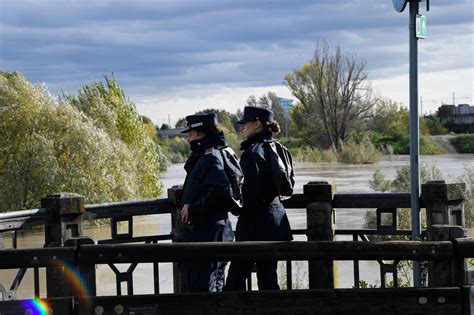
[
  {"xmin": 237, "ymin": 106, "xmax": 274, "ymax": 124},
  {"xmin": 181, "ymin": 113, "xmax": 219, "ymax": 133}
]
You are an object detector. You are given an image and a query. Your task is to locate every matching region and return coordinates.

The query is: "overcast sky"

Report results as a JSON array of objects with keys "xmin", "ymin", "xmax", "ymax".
[{"xmin": 1, "ymin": 0, "xmax": 472, "ymax": 125}]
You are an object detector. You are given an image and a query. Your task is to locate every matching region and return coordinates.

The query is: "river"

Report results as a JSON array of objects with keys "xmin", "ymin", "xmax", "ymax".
[{"xmin": 2, "ymin": 154, "xmax": 473, "ymax": 297}]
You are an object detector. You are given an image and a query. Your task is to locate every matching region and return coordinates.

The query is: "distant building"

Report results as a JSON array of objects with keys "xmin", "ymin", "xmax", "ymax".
[
  {"xmin": 278, "ymin": 97, "xmax": 294, "ymax": 114},
  {"xmin": 158, "ymin": 128, "xmax": 185, "ymax": 138},
  {"xmin": 438, "ymin": 104, "xmax": 474, "ymax": 124}
]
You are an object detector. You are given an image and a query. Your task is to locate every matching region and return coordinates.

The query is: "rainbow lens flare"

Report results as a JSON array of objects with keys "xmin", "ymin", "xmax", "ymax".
[
  {"xmin": 52, "ymin": 259, "xmax": 92, "ymax": 307},
  {"xmin": 22, "ymin": 299, "xmax": 50, "ymax": 315}
]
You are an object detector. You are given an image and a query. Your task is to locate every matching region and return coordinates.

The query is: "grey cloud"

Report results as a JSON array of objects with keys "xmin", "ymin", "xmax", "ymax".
[{"xmin": 0, "ymin": 0, "xmax": 471, "ymax": 97}]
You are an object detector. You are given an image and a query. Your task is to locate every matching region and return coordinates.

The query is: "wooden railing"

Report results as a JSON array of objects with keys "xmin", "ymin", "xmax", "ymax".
[{"xmin": 0, "ymin": 180, "xmax": 470, "ymax": 314}]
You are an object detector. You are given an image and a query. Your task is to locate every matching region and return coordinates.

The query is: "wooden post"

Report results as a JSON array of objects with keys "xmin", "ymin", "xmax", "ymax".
[
  {"xmin": 41, "ymin": 193, "xmax": 84, "ymax": 298},
  {"xmin": 422, "ymin": 181, "xmax": 466, "ymax": 227},
  {"xmin": 168, "ymin": 185, "xmax": 186, "ymax": 293},
  {"xmin": 304, "ymin": 181, "xmax": 335, "ymax": 289},
  {"xmin": 64, "ymin": 237, "xmax": 96, "ymax": 297},
  {"xmin": 426, "ymin": 225, "xmax": 466, "ymax": 287}
]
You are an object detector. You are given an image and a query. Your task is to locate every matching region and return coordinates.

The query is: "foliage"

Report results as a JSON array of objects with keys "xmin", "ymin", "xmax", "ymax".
[
  {"xmin": 338, "ymin": 135, "xmax": 382, "ymax": 164},
  {"xmin": 367, "ymin": 163, "xmax": 473, "ymax": 229},
  {"xmin": 0, "ymin": 72, "xmax": 164, "ymax": 211},
  {"xmin": 278, "ymin": 137, "xmax": 309, "ymax": 150},
  {"xmin": 278, "ymin": 261, "xmax": 308, "ymax": 289},
  {"xmin": 285, "ymin": 40, "xmax": 378, "ymax": 150},
  {"xmin": 158, "ymin": 136, "xmax": 190, "ymax": 164},
  {"xmin": 371, "ymin": 132, "xmax": 442, "ymax": 155},
  {"xmin": 456, "ymin": 166, "xmax": 474, "ymax": 228},
  {"xmin": 368, "ymin": 99, "xmax": 409, "ymax": 136},
  {"xmin": 451, "ymin": 134, "xmax": 474, "ymax": 153},
  {"xmin": 423, "ymin": 115, "xmax": 448, "ymax": 135},
  {"xmin": 290, "ymin": 146, "xmax": 337, "ymax": 163},
  {"xmin": 366, "ymin": 164, "xmax": 443, "ymax": 238},
  {"xmin": 368, "ymin": 99, "xmax": 444, "ymax": 154}
]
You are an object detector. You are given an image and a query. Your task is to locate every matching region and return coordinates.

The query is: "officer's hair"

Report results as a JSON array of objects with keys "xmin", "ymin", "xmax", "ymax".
[
  {"xmin": 196, "ymin": 124, "xmax": 223, "ymax": 135},
  {"xmin": 265, "ymin": 121, "xmax": 281, "ymax": 134}
]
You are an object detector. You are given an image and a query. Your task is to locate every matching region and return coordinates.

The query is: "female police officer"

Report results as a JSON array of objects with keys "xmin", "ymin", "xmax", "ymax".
[
  {"xmin": 225, "ymin": 106, "xmax": 294, "ymax": 291},
  {"xmin": 180, "ymin": 113, "xmax": 239, "ymax": 292}
]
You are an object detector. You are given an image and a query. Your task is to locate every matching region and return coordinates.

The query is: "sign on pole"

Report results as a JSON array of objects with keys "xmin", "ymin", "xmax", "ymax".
[{"xmin": 416, "ymin": 14, "xmax": 427, "ymax": 39}]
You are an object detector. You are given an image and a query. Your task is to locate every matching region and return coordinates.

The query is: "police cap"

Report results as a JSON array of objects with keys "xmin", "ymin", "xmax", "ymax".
[
  {"xmin": 237, "ymin": 106, "xmax": 274, "ymax": 124},
  {"xmin": 181, "ymin": 113, "xmax": 219, "ymax": 133}
]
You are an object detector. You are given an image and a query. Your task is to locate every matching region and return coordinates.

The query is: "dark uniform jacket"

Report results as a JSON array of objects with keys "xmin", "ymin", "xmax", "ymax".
[
  {"xmin": 180, "ymin": 132, "xmax": 235, "ymax": 243},
  {"xmin": 237, "ymin": 131, "xmax": 293, "ymax": 242}
]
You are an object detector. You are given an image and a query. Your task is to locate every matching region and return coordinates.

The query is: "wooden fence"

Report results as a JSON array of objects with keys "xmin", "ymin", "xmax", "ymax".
[{"xmin": 0, "ymin": 180, "xmax": 471, "ymax": 314}]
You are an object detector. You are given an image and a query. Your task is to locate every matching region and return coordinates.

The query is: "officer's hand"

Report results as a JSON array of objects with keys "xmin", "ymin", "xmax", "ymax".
[{"xmin": 181, "ymin": 204, "xmax": 190, "ymax": 223}]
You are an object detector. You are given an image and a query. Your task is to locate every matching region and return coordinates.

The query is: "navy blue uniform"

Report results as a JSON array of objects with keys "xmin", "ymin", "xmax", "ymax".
[
  {"xmin": 225, "ymin": 131, "xmax": 293, "ymax": 291},
  {"xmin": 179, "ymin": 132, "xmax": 235, "ymax": 292}
]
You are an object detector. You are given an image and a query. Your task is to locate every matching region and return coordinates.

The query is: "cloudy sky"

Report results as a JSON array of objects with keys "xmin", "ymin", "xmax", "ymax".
[{"xmin": 1, "ymin": 0, "xmax": 472, "ymax": 126}]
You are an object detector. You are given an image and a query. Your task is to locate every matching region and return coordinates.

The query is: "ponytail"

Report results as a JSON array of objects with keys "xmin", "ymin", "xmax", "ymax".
[{"xmin": 266, "ymin": 121, "xmax": 281, "ymax": 134}]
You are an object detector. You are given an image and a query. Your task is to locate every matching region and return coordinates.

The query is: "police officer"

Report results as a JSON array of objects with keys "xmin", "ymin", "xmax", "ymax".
[
  {"xmin": 225, "ymin": 106, "xmax": 293, "ymax": 291},
  {"xmin": 179, "ymin": 113, "xmax": 236, "ymax": 292}
]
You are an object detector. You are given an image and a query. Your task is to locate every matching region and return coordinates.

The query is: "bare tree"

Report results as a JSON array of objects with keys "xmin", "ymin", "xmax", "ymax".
[{"xmin": 284, "ymin": 40, "xmax": 378, "ymax": 149}]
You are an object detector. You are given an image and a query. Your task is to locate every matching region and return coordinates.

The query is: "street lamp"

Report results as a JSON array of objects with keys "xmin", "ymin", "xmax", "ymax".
[{"xmin": 392, "ymin": 0, "xmax": 429, "ymax": 288}]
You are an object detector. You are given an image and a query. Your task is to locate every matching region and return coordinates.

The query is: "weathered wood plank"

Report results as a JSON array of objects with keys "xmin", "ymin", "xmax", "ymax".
[
  {"xmin": 0, "ymin": 247, "xmax": 75, "ymax": 268},
  {"xmin": 83, "ymin": 198, "xmax": 175, "ymax": 219},
  {"xmin": 454, "ymin": 237, "xmax": 474, "ymax": 258},
  {"xmin": 79, "ymin": 241, "xmax": 454, "ymax": 264},
  {"xmin": 0, "ymin": 241, "xmax": 455, "ymax": 268},
  {"xmin": 333, "ymin": 193, "xmax": 414, "ymax": 209}
]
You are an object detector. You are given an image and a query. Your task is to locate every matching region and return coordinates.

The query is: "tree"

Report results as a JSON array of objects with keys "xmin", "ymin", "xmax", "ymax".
[
  {"xmin": 284, "ymin": 40, "xmax": 378, "ymax": 149},
  {"xmin": 0, "ymin": 72, "xmax": 165, "ymax": 212}
]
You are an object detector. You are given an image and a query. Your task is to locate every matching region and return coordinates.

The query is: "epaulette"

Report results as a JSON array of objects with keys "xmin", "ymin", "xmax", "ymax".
[{"xmin": 205, "ymin": 148, "xmax": 215, "ymax": 155}]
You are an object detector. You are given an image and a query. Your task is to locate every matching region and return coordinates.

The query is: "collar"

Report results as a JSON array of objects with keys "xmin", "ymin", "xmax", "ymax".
[
  {"xmin": 190, "ymin": 132, "xmax": 228, "ymax": 155},
  {"xmin": 240, "ymin": 131, "xmax": 274, "ymax": 150}
]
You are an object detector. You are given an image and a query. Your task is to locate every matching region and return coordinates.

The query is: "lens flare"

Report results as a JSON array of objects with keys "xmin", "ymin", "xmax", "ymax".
[
  {"xmin": 22, "ymin": 298, "xmax": 50, "ymax": 315},
  {"xmin": 51, "ymin": 259, "xmax": 92, "ymax": 308}
]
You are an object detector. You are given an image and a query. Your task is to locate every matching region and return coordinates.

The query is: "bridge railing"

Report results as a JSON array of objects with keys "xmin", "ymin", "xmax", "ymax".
[{"xmin": 0, "ymin": 180, "xmax": 467, "ymax": 299}]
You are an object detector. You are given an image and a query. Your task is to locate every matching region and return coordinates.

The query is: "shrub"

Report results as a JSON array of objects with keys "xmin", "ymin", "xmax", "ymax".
[
  {"xmin": 290, "ymin": 146, "xmax": 337, "ymax": 163},
  {"xmin": 338, "ymin": 136, "xmax": 382, "ymax": 164},
  {"xmin": 451, "ymin": 134, "xmax": 474, "ymax": 153}
]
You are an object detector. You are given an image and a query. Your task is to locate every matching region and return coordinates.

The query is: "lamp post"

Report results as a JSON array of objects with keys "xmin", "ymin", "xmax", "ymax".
[{"xmin": 393, "ymin": 0, "xmax": 429, "ymax": 288}]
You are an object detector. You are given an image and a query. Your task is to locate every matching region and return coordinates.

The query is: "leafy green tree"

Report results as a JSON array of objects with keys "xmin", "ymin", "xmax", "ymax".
[
  {"xmin": 0, "ymin": 72, "xmax": 164, "ymax": 212},
  {"xmin": 285, "ymin": 40, "xmax": 378, "ymax": 150}
]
